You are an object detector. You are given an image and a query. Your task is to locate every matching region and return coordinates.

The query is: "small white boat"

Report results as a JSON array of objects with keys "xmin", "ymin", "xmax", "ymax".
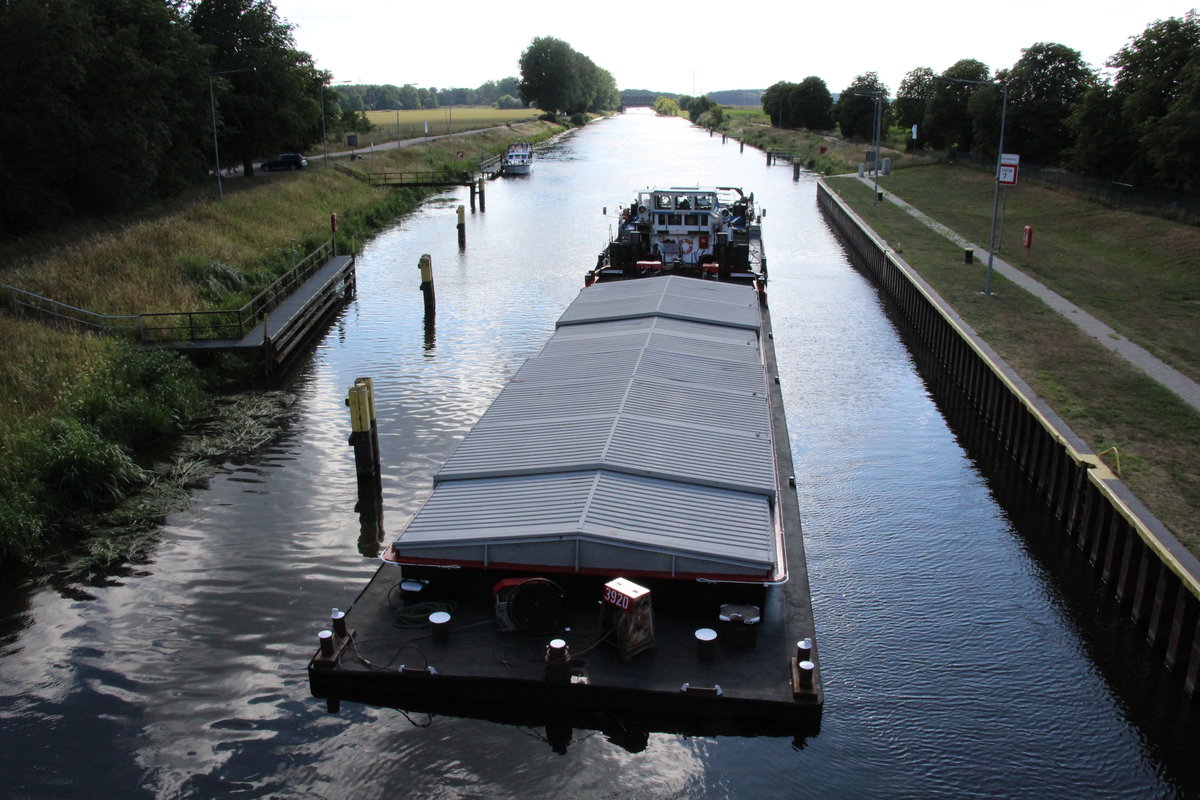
[{"xmin": 500, "ymin": 142, "xmax": 533, "ymax": 175}]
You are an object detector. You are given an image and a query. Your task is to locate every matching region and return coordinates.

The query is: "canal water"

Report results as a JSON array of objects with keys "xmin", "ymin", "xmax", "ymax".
[{"xmin": 2, "ymin": 109, "xmax": 1198, "ymax": 798}]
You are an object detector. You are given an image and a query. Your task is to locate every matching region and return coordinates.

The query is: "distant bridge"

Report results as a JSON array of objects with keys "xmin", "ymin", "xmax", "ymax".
[{"xmin": 622, "ymin": 92, "xmax": 658, "ymax": 108}]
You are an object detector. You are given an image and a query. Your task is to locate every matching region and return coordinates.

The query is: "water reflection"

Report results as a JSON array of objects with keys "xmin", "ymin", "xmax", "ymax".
[{"xmin": 0, "ymin": 109, "xmax": 1196, "ymax": 798}]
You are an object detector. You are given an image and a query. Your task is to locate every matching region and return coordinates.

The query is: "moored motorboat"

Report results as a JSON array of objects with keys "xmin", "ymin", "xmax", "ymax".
[{"xmin": 500, "ymin": 141, "xmax": 533, "ymax": 175}]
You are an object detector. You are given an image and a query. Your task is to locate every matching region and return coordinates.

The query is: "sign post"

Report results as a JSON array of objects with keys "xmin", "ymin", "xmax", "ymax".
[{"xmin": 998, "ymin": 153, "xmax": 1020, "ymax": 186}]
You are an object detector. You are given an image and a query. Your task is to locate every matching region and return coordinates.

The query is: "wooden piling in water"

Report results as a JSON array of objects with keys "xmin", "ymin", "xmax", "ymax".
[
  {"xmin": 418, "ymin": 253, "xmax": 435, "ymax": 315},
  {"xmin": 478, "ymin": 178, "xmax": 485, "ymax": 213},
  {"xmin": 456, "ymin": 205, "xmax": 466, "ymax": 249},
  {"xmin": 346, "ymin": 381, "xmax": 376, "ymax": 480}
]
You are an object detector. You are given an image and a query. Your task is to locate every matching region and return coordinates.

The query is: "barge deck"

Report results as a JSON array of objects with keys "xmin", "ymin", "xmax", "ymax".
[{"xmin": 309, "ymin": 276, "xmax": 821, "ymax": 743}]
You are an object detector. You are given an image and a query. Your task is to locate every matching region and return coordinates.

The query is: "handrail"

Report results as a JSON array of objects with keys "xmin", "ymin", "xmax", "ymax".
[{"xmin": 3, "ymin": 239, "xmax": 339, "ymax": 343}]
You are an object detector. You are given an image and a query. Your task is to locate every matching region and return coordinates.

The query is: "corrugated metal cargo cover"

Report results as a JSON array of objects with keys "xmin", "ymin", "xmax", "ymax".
[{"xmin": 391, "ymin": 277, "xmax": 781, "ymax": 580}]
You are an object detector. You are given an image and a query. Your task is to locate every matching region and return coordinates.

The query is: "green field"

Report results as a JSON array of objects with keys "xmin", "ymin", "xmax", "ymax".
[{"xmin": 354, "ymin": 107, "xmax": 543, "ymax": 147}]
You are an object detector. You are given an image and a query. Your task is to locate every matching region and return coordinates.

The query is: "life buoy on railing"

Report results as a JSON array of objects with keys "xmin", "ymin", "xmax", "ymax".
[
  {"xmin": 698, "ymin": 234, "xmax": 709, "ymax": 250},
  {"xmin": 679, "ymin": 237, "xmax": 694, "ymax": 255}
]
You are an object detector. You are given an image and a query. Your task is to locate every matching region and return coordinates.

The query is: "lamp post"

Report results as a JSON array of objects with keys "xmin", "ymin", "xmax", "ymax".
[
  {"xmin": 209, "ymin": 66, "xmax": 255, "ymax": 201},
  {"xmin": 853, "ymin": 92, "xmax": 884, "ymax": 206},
  {"xmin": 322, "ymin": 79, "xmax": 351, "ymax": 168},
  {"xmin": 934, "ymin": 75, "xmax": 1008, "ymax": 295}
]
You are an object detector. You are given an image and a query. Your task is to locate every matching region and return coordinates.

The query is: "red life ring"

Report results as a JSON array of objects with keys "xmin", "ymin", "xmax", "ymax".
[
  {"xmin": 679, "ymin": 237, "xmax": 694, "ymax": 254},
  {"xmin": 698, "ymin": 234, "xmax": 710, "ymax": 249}
]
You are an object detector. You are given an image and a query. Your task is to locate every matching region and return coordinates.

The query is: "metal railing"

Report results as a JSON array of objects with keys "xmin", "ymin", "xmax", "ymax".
[
  {"xmin": 4, "ymin": 239, "xmax": 338, "ymax": 343},
  {"xmin": 334, "ymin": 164, "xmax": 473, "ymax": 186}
]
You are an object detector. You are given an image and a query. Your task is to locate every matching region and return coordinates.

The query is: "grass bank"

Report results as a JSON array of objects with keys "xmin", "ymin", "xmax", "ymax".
[
  {"xmin": 719, "ymin": 109, "xmax": 930, "ymax": 178},
  {"xmin": 824, "ymin": 168, "xmax": 1200, "ymax": 556},
  {"xmin": 0, "ymin": 119, "xmax": 564, "ymax": 568}
]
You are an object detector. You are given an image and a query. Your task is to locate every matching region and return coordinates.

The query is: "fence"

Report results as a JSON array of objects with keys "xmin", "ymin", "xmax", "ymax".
[
  {"xmin": 946, "ymin": 151, "xmax": 1200, "ymax": 225},
  {"xmin": 3, "ymin": 239, "xmax": 336, "ymax": 344}
]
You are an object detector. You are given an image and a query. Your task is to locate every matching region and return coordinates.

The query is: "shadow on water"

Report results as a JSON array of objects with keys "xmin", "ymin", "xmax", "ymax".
[{"xmin": 884, "ymin": 289, "xmax": 1200, "ymax": 793}]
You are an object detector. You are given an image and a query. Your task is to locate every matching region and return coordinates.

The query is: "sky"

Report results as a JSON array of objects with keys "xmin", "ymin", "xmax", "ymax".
[{"xmin": 271, "ymin": 1, "xmax": 1196, "ymax": 96}]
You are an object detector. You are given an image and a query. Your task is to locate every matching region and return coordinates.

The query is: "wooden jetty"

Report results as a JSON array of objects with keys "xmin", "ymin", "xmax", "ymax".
[
  {"xmin": 4, "ymin": 239, "xmax": 354, "ymax": 374},
  {"xmin": 309, "ymin": 277, "xmax": 822, "ymax": 747}
]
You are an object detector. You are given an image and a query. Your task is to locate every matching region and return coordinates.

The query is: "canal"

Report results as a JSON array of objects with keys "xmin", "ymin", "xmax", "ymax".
[{"xmin": 1, "ymin": 109, "xmax": 1197, "ymax": 798}]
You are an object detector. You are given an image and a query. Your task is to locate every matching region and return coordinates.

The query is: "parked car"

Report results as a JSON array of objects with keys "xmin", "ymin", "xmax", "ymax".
[{"xmin": 261, "ymin": 153, "xmax": 308, "ymax": 171}]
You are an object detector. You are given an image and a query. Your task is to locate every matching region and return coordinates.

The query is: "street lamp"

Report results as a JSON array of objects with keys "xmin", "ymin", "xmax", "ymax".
[
  {"xmin": 322, "ymin": 79, "xmax": 352, "ymax": 168},
  {"xmin": 934, "ymin": 74, "xmax": 1008, "ymax": 295},
  {"xmin": 209, "ymin": 66, "xmax": 255, "ymax": 201},
  {"xmin": 853, "ymin": 92, "xmax": 884, "ymax": 206}
]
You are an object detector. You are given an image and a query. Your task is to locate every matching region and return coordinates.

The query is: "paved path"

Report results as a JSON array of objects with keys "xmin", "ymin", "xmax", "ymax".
[{"xmin": 855, "ymin": 175, "xmax": 1200, "ymax": 414}]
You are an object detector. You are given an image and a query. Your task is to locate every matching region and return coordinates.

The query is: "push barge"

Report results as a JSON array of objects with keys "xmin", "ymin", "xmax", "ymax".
[
  {"xmin": 589, "ymin": 186, "xmax": 765, "ymax": 291},
  {"xmin": 309, "ymin": 189, "xmax": 820, "ymax": 745}
]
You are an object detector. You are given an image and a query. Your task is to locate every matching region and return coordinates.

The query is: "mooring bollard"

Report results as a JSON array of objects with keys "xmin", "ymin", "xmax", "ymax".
[
  {"xmin": 418, "ymin": 253, "xmax": 435, "ymax": 314},
  {"xmin": 544, "ymin": 638, "xmax": 572, "ymax": 684},
  {"xmin": 456, "ymin": 205, "xmax": 466, "ymax": 248},
  {"xmin": 469, "ymin": 181, "xmax": 476, "ymax": 212},
  {"xmin": 964, "ymin": 247, "xmax": 974, "ymax": 264},
  {"xmin": 695, "ymin": 628, "xmax": 717, "ymax": 660},
  {"xmin": 429, "ymin": 611, "xmax": 451, "ymax": 643}
]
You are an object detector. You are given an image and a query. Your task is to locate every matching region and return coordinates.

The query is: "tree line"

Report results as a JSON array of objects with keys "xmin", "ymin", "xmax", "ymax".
[
  {"xmin": 762, "ymin": 11, "xmax": 1200, "ymax": 194},
  {"xmin": 338, "ymin": 78, "xmax": 525, "ymax": 112},
  {"xmin": 0, "ymin": 0, "xmax": 356, "ymax": 240}
]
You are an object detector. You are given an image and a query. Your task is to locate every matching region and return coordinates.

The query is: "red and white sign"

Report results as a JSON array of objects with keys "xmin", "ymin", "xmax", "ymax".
[{"xmin": 998, "ymin": 153, "xmax": 1020, "ymax": 186}]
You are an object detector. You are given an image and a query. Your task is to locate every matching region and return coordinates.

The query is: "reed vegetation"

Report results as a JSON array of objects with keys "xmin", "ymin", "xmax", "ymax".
[{"xmin": 0, "ymin": 120, "xmax": 562, "ymax": 568}]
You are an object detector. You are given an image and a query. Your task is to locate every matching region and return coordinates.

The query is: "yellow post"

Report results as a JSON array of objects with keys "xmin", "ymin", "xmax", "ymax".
[
  {"xmin": 478, "ymin": 177, "xmax": 486, "ymax": 212},
  {"xmin": 355, "ymin": 377, "xmax": 381, "ymax": 474},
  {"xmin": 346, "ymin": 383, "xmax": 375, "ymax": 478},
  {"xmin": 418, "ymin": 254, "xmax": 435, "ymax": 314}
]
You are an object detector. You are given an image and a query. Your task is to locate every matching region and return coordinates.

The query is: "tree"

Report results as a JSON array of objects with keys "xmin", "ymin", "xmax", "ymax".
[
  {"xmin": 924, "ymin": 59, "xmax": 990, "ymax": 150},
  {"xmin": 519, "ymin": 36, "xmax": 582, "ymax": 113},
  {"xmin": 187, "ymin": 0, "xmax": 326, "ymax": 177},
  {"xmin": 1107, "ymin": 11, "xmax": 1200, "ymax": 187},
  {"xmin": 1064, "ymin": 85, "xmax": 1129, "ymax": 178},
  {"xmin": 1003, "ymin": 43, "xmax": 1094, "ymax": 164},
  {"xmin": 517, "ymin": 37, "xmax": 618, "ymax": 114},
  {"xmin": 894, "ymin": 67, "xmax": 934, "ymax": 133},
  {"xmin": 0, "ymin": 0, "xmax": 211, "ymax": 236},
  {"xmin": 836, "ymin": 73, "xmax": 889, "ymax": 141},
  {"xmin": 789, "ymin": 77, "xmax": 834, "ymax": 130},
  {"xmin": 653, "ymin": 96, "xmax": 681, "ymax": 116},
  {"xmin": 1143, "ymin": 48, "xmax": 1200, "ymax": 192},
  {"xmin": 762, "ymin": 81, "xmax": 796, "ymax": 127}
]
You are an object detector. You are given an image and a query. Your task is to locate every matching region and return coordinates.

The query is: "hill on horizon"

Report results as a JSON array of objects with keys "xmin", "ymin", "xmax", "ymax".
[{"xmin": 619, "ymin": 88, "xmax": 764, "ymax": 107}]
